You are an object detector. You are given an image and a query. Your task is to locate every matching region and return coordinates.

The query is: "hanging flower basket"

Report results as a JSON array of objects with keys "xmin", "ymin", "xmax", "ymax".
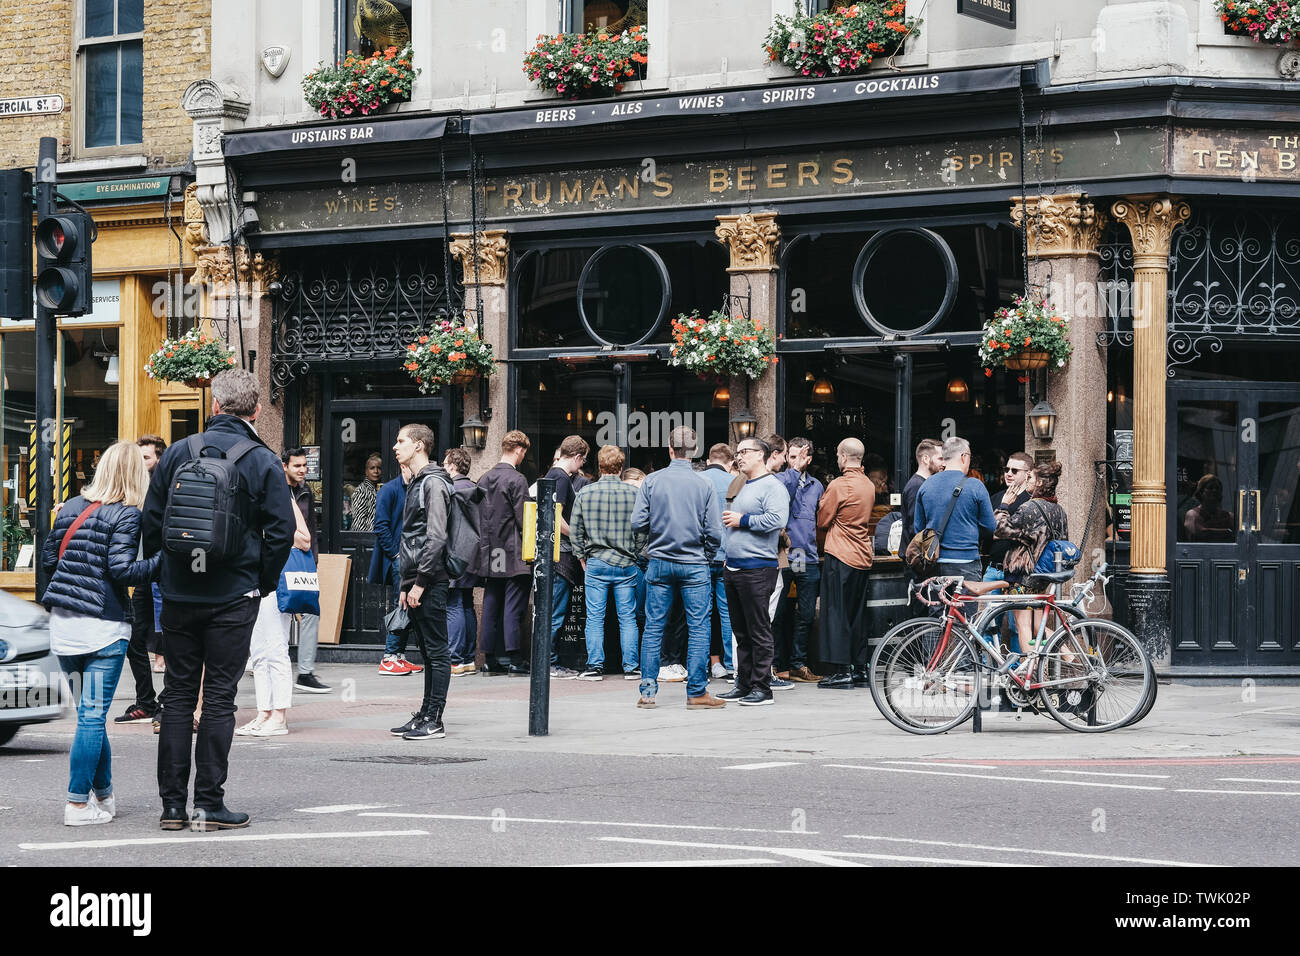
[
  {"xmin": 980, "ymin": 297, "xmax": 1072, "ymax": 375},
  {"xmin": 145, "ymin": 327, "xmax": 238, "ymax": 387},
  {"xmin": 1216, "ymin": 1, "xmax": 1300, "ymax": 45},
  {"xmin": 402, "ymin": 320, "xmax": 495, "ymax": 395},
  {"xmin": 303, "ymin": 43, "xmax": 418, "ymax": 119},
  {"xmin": 764, "ymin": 1, "xmax": 921, "ymax": 78},
  {"xmin": 523, "ymin": 26, "xmax": 648, "ymax": 99},
  {"xmin": 668, "ymin": 310, "xmax": 777, "ymax": 380}
]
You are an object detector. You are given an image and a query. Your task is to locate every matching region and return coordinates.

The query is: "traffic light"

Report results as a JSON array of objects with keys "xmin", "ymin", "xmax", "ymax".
[
  {"xmin": 0, "ymin": 169, "xmax": 33, "ymax": 322},
  {"xmin": 35, "ymin": 211, "xmax": 93, "ymax": 315}
]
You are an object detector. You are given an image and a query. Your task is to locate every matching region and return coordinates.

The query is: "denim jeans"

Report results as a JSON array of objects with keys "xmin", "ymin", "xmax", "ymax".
[
  {"xmin": 383, "ymin": 563, "xmax": 409, "ymax": 657},
  {"xmin": 447, "ymin": 587, "xmax": 478, "ymax": 665},
  {"xmin": 296, "ymin": 613, "xmax": 320, "ymax": 675},
  {"xmin": 57, "ymin": 638, "xmax": 128, "ymax": 803},
  {"xmin": 981, "ymin": 565, "xmax": 1021, "ymax": 653},
  {"xmin": 550, "ymin": 571, "xmax": 571, "ymax": 666},
  {"xmin": 583, "ymin": 558, "xmax": 640, "ymax": 673},
  {"xmin": 710, "ymin": 564, "xmax": 733, "ymax": 671},
  {"xmin": 639, "ymin": 558, "xmax": 712, "ymax": 699},
  {"xmin": 788, "ymin": 561, "xmax": 821, "ymax": 670}
]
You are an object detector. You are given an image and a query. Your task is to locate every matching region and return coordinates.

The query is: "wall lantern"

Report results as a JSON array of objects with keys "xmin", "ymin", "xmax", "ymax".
[
  {"xmin": 460, "ymin": 415, "xmax": 488, "ymax": 450},
  {"xmin": 729, "ymin": 407, "xmax": 758, "ymax": 441},
  {"xmin": 945, "ymin": 376, "xmax": 969, "ymax": 402},
  {"xmin": 811, "ymin": 377, "xmax": 835, "ymax": 404},
  {"xmin": 1029, "ymin": 400, "xmax": 1057, "ymax": 441}
]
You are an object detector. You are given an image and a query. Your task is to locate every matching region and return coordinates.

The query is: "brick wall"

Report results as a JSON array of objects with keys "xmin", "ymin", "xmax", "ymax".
[{"xmin": 0, "ymin": 0, "xmax": 209, "ymax": 170}]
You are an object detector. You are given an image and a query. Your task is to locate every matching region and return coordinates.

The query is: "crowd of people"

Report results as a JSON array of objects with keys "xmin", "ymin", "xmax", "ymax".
[{"xmin": 36, "ymin": 365, "xmax": 1072, "ymax": 830}]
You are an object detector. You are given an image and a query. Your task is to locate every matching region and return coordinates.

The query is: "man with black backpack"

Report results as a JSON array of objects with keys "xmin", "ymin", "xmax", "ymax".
[
  {"xmin": 141, "ymin": 369, "xmax": 296, "ymax": 831},
  {"xmin": 388, "ymin": 423, "xmax": 456, "ymax": 741}
]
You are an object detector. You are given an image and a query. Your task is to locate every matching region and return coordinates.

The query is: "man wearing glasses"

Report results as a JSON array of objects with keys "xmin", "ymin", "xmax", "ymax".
[
  {"xmin": 983, "ymin": 451, "xmax": 1035, "ymax": 650},
  {"xmin": 545, "ymin": 435, "xmax": 590, "ymax": 679},
  {"xmin": 913, "ymin": 436, "xmax": 997, "ymax": 583}
]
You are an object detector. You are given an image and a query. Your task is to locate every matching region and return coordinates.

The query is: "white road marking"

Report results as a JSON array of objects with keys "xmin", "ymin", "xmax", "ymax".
[
  {"xmin": 721, "ymin": 761, "xmax": 803, "ymax": 770},
  {"xmin": 842, "ymin": 834, "xmax": 1213, "ymax": 867},
  {"xmin": 1215, "ymin": 777, "xmax": 1300, "ymax": 785},
  {"xmin": 360, "ymin": 812, "xmax": 817, "ymax": 835},
  {"xmin": 20, "ymin": 759, "xmax": 43, "ymax": 763},
  {"xmin": 1175, "ymin": 788, "xmax": 1300, "ymax": 796},
  {"xmin": 878, "ymin": 760, "xmax": 1001, "ymax": 770},
  {"xmin": 567, "ymin": 858, "xmax": 779, "ymax": 867},
  {"xmin": 1042, "ymin": 769, "xmax": 1171, "ymax": 780},
  {"xmin": 597, "ymin": 836, "xmax": 1026, "ymax": 867},
  {"xmin": 825, "ymin": 764, "xmax": 1165, "ymax": 791},
  {"xmin": 20, "ymin": 829, "xmax": 429, "ymax": 851},
  {"xmin": 296, "ymin": 803, "xmax": 401, "ymax": 814}
]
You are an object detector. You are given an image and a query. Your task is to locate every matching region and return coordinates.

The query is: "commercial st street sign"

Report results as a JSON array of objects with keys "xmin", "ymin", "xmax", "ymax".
[{"xmin": 0, "ymin": 95, "xmax": 65, "ymax": 117}]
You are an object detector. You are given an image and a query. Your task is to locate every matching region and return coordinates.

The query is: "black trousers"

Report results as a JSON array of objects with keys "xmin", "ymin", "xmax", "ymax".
[
  {"xmin": 481, "ymin": 575, "xmax": 530, "ymax": 662},
  {"xmin": 126, "ymin": 586, "xmax": 157, "ymax": 710},
  {"xmin": 410, "ymin": 582, "xmax": 451, "ymax": 716},
  {"xmin": 724, "ymin": 566, "xmax": 779, "ymax": 695},
  {"xmin": 819, "ymin": 554, "xmax": 872, "ymax": 671},
  {"xmin": 157, "ymin": 596, "xmax": 258, "ymax": 811}
]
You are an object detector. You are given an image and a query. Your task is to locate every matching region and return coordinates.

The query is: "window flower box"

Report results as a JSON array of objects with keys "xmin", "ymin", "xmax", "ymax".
[
  {"xmin": 1216, "ymin": 1, "xmax": 1300, "ymax": 45},
  {"xmin": 303, "ymin": 42, "xmax": 418, "ymax": 120},
  {"xmin": 764, "ymin": 1, "xmax": 921, "ymax": 79},
  {"xmin": 524, "ymin": 25, "xmax": 648, "ymax": 99}
]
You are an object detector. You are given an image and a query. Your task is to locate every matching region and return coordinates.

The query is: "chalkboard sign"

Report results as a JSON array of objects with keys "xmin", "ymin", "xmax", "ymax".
[
  {"xmin": 303, "ymin": 445, "xmax": 322, "ymax": 481},
  {"xmin": 557, "ymin": 580, "xmax": 587, "ymax": 670}
]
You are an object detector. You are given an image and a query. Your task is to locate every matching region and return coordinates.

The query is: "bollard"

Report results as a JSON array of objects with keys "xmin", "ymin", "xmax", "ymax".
[{"xmin": 529, "ymin": 478, "xmax": 556, "ymax": 736}]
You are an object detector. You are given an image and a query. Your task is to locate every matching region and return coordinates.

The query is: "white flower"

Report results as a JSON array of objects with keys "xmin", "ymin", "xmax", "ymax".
[
  {"xmin": 548, "ymin": 71, "xmax": 557, "ymax": 79},
  {"xmin": 1002, "ymin": 318, "xmax": 1012, "ymax": 326},
  {"xmin": 1057, "ymin": 359, "xmax": 1065, "ymax": 367}
]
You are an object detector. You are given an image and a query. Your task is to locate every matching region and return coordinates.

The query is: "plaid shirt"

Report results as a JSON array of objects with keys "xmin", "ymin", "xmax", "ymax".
[{"xmin": 570, "ymin": 475, "xmax": 645, "ymax": 567}]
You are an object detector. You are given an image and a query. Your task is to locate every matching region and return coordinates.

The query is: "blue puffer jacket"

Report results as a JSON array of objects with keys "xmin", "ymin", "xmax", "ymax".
[{"xmin": 40, "ymin": 496, "xmax": 159, "ymax": 623}]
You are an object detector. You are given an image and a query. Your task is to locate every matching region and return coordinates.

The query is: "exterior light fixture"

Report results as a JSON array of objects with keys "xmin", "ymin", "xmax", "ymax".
[
  {"xmin": 460, "ymin": 415, "xmax": 487, "ymax": 450},
  {"xmin": 1029, "ymin": 400, "xmax": 1057, "ymax": 441},
  {"xmin": 729, "ymin": 406, "xmax": 757, "ymax": 441}
]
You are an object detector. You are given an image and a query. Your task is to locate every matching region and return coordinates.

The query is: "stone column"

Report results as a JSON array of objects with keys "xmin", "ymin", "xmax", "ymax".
[
  {"xmin": 1110, "ymin": 195, "xmax": 1191, "ymax": 664},
  {"xmin": 450, "ymin": 229, "xmax": 509, "ymax": 479},
  {"xmin": 714, "ymin": 212, "xmax": 780, "ymax": 444},
  {"xmin": 1010, "ymin": 193, "xmax": 1107, "ymax": 597}
]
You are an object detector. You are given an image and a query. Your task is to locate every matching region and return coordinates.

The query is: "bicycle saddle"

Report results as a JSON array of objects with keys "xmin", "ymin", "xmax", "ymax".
[
  {"xmin": 1034, "ymin": 569, "xmax": 1078, "ymax": 583},
  {"xmin": 961, "ymin": 580, "xmax": 1010, "ymax": 595}
]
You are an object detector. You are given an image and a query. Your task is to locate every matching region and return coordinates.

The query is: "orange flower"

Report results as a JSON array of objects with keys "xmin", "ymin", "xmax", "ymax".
[
  {"xmin": 454, "ymin": 339, "xmax": 463, "ymax": 346},
  {"xmin": 1023, "ymin": 336, "xmax": 1032, "ymax": 347},
  {"xmin": 707, "ymin": 354, "xmax": 716, "ymax": 362},
  {"xmin": 419, "ymin": 335, "xmax": 429, "ymax": 343},
  {"xmin": 431, "ymin": 345, "xmax": 441, "ymax": 354},
  {"xmin": 405, "ymin": 363, "xmax": 418, "ymax": 371},
  {"xmin": 227, "ymin": 356, "xmax": 236, "ymax": 365},
  {"xmin": 984, "ymin": 368, "xmax": 993, "ymax": 378}
]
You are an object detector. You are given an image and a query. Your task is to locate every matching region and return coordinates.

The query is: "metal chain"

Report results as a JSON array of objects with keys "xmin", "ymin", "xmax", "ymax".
[
  {"xmin": 1078, "ymin": 460, "xmax": 1108, "ymax": 551},
  {"xmin": 1018, "ymin": 83, "xmax": 1029, "ymax": 296},
  {"xmin": 438, "ymin": 141, "xmax": 453, "ymax": 329}
]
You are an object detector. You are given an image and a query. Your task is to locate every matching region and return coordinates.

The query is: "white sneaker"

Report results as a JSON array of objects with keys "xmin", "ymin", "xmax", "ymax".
[
  {"xmin": 90, "ymin": 792, "xmax": 115, "ymax": 817},
  {"xmin": 659, "ymin": 664, "xmax": 687, "ymax": 682},
  {"xmin": 64, "ymin": 802, "xmax": 112, "ymax": 827},
  {"xmin": 250, "ymin": 719, "xmax": 288, "ymax": 737},
  {"xmin": 235, "ymin": 716, "xmax": 266, "ymax": 736},
  {"xmin": 710, "ymin": 661, "xmax": 728, "ymax": 680}
]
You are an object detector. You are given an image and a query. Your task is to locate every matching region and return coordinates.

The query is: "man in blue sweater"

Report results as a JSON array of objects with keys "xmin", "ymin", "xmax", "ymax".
[
  {"xmin": 913, "ymin": 436, "xmax": 997, "ymax": 581},
  {"xmin": 630, "ymin": 427, "xmax": 725, "ymax": 709},
  {"xmin": 371, "ymin": 463, "xmax": 421, "ymax": 675},
  {"xmin": 717, "ymin": 437, "xmax": 790, "ymax": 706}
]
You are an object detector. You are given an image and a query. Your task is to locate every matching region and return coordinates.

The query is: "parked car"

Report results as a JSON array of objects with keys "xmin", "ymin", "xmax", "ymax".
[{"xmin": 0, "ymin": 589, "xmax": 66, "ymax": 748}]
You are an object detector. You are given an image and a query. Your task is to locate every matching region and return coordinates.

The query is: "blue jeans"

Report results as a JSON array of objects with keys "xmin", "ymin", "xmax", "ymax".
[
  {"xmin": 383, "ymin": 563, "xmax": 409, "ymax": 656},
  {"xmin": 583, "ymin": 558, "xmax": 640, "ymax": 673},
  {"xmin": 982, "ymin": 566, "xmax": 1021, "ymax": 653},
  {"xmin": 639, "ymin": 558, "xmax": 712, "ymax": 699},
  {"xmin": 789, "ymin": 561, "xmax": 821, "ymax": 669},
  {"xmin": 550, "ymin": 570, "xmax": 572, "ymax": 666},
  {"xmin": 710, "ymin": 564, "xmax": 733, "ymax": 671},
  {"xmin": 57, "ymin": 637, "xmax": 128, "ymax": 803},
  {"xmin": 447, "ymin": 587, "xmax": 478, "ymax": 665}
]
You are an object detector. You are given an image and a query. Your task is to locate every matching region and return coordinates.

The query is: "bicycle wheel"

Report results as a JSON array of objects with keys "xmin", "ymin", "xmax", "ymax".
[
  {"xmin": 1034, "ymin": 619, "xmax": 1152, "ymax": 732},
  {"xmin": 869, "ymin": 622, "xmax": 980, "ymax": 734}
]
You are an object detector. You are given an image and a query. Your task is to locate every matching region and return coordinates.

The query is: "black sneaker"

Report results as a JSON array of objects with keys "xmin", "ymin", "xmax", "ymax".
[
  {"xmin": 506, "ymin": 662, "xmax": 530, "ymax": 676},
  {"xmin": 738, "ymin": 690, "xmax": 775, "ymax": 706},
  {"xmin": 115, "ymin": 703, "xmax": 156, "ymax": 723},
  {"xmin": 190, "ymin": 805, "xmax": 250, "ymax": 831},
  {"xmin": 389, "ymin": 711, "xmax": 425, "ymax": 736},
  {"xmin": 576, "ymin": 668, "xmax": 604, "ymax": 681},
  {"xmin": 403, "ymin": 711, "xmax": 445, "ymax": 740},
  {"xmin": 716, "ymin": 687, "xmax": 749, "ymax": 701},
  {"xmin": 295, "ymin": 673, "xmax": 332, "ymax": 694},
  {"xmin": 769, "ymin": 674, "xmax": 794, "ymax": 690},
  {"xmin": 159, "ymin": 806, "xmax": 187, "ymax": 831}
]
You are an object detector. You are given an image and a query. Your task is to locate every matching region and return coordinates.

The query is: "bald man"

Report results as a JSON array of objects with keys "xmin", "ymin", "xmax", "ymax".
[{"xmin": 814, "ymin": 438, "xmax": 876, "ymax": 689}]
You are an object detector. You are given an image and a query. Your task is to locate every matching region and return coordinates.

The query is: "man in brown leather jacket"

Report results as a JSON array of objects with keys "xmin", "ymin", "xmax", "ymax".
[{"xmin": 815, "ymin": 437, "xmax": 875, "ymax": 689}]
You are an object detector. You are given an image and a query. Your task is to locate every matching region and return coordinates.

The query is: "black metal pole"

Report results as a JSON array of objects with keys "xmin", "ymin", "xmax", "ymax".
[
  {"xmin": 893, "ymin": 353, "xmax": 911, "ymax": 494},
  {"xmin": 529, "ymin": 477, "xmax": 556, "ymax": 736},
  {"xmin": 33, "ymin": 137, "xmax": 57, "ymax": 596}
]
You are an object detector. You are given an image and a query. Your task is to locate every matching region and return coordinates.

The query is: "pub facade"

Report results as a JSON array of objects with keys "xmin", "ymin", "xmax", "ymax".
[{"xmin": 190, "ymin": 1, "xmax": 1299, "ymax": 669}]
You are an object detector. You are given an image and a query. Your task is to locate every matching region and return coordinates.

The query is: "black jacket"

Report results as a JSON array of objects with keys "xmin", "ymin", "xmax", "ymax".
[
  {"xmin": 473, "ymin": 461, "xmax": 530, "ymax": 578},
  {"xmin": 141, "ymin": 415, "xmax": 297, "ymax": 604},
  {"xmin": 399, "ymin": 462, "xmax": 452, "ymax": 591},
  {"xmin": 41, "ymin": 497, "xmax": 158, "ymax": 622}
]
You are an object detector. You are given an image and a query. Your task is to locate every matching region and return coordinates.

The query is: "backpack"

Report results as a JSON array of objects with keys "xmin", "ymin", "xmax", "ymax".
[
  {"xmin": 442, "ymin": 475, "xmax": 486, "ymax": 580},
  {"xmin": 904, "ymin": 478, "xmax": 968, "ymax": 578},
  {"xmin": 161, "ymin": 434, "xmax": 258, "ymax": 561},
  {"xmin": 1036, "ymin": 538, "xmax": 1082, "ymax": 574}
]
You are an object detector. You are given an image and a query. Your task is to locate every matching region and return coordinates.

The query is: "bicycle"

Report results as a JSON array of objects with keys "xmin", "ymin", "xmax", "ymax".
[{"xmin": 868, "ymin": 563, "xmax": 1156, "ymax": 734}]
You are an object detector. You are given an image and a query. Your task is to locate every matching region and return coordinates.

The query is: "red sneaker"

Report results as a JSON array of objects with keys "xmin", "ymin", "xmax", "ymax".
[
  {"xmin": 399, "ymin": 655, "xmax": 423, "ymax": 673},
  {"xmin": 378, "ymin": 656, "xmax": 410, "ymax": 676}
]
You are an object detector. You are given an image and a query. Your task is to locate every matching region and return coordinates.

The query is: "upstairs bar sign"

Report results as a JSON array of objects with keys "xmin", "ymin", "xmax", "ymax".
[{"xmin": 958, "ymin": 0, "xmax": 1016, "ymax": 29}]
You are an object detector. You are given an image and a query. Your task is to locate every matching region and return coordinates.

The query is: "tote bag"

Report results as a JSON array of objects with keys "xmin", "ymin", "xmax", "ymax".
[{"xmin": 276, "ymin": 548, "xmax": 321, "ymax": 615}]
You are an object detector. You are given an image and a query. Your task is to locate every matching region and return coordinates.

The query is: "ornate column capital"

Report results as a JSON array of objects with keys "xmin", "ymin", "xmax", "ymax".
[
  {"xmin": 193, "ymin": 244, "xmax": 280, "ymax": 294},
  {"xmin": 1110, "ymin": 195, "xmax": 1191, "ymax": 269},
  {"xmin": 1010, "ymin": 193, "xmax": 1106, "ymax": 259},
  {"xmin": 715, "ymin": 213, "xmax": 781, "ymax": 273},
  {"xmin": 449, "ymin": 230, "xmax": 509, "ymax": 286}
]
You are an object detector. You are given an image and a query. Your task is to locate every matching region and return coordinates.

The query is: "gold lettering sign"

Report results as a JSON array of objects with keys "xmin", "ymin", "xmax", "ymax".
[{"xmin": 1175, "ymin": 129, "xmax": 1300, "ymax": 180}]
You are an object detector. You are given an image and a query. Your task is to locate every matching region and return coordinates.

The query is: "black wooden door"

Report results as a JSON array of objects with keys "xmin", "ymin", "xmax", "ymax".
[{"xmin": 1169, "ymin": 383, "xmax": 1300, "ymax": 665}]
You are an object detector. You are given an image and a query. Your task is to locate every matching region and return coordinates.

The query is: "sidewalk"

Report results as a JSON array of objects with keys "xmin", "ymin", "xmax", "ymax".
[{"xmin": 89, "ymin": 662, "xmax": 1300, "ymax": 762}]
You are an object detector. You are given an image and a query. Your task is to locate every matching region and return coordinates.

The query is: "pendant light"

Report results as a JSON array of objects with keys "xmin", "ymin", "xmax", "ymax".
[{"xmin": 811, "ymin": 377, "xmax": 835, "ymax": 404}]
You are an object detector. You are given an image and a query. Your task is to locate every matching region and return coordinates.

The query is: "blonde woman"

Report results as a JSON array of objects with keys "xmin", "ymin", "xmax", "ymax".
[{"xmin": 41, "ymin": 441, "xmax": 159, "ymax": 826}]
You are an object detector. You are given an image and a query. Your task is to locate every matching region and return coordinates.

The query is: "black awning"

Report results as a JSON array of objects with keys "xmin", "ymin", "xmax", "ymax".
[
  {"xmin": 471, "ymin": 63, "xmax": 1038, "ymax": 137},
  {"xmin": 224, "ymin": 115, "xmax": 448, "ymax": 158}
]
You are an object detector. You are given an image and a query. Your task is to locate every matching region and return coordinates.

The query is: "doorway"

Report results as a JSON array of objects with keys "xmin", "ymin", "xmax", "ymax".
[{"xmin": 1169, "ymin": 382, "xmax": 1300, "ymax": 665}]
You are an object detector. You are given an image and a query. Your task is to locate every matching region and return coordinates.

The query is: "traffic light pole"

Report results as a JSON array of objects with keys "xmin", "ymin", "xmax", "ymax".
[{"xmin": 33, "ymin": 137, "xmax": 57, "ymax": 596}]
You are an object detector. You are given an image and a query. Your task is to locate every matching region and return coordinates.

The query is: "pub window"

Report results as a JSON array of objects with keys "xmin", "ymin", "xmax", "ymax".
[
  {"xmin": 567, "ymin": 0, "xmax": 647, "ymax": 33},
  {"xmin": 79, "ymin": 0, "xmax": 143, "ymax": 149},
  {"xmin": 341, "ymin": 0, "xmax": 413, "ymax": 58}
]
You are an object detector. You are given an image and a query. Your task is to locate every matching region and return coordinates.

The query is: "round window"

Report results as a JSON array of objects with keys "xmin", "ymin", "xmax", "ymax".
[
  {"xmin": 577, "ymin": 244, "xmax": 670, "ymax": 348},
  {"xmin": 852, "ymin": 227, "xmax": 958, "ymax": 337}
]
